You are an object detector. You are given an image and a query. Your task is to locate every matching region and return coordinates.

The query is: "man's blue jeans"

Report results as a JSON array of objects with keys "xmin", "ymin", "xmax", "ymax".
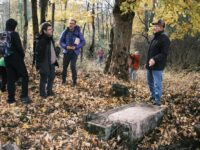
[{"xmin": 147, "ymin": 69, "xmax": 163, "ymax": 105}]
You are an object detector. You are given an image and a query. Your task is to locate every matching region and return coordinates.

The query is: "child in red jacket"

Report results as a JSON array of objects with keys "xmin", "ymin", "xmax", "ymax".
[{"xmin": 129, "ymin": 51, "xmax": 140, "ymax": 80}]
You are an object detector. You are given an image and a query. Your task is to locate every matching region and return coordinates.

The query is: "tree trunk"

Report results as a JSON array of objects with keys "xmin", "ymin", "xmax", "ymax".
[
  {"xmin": 52, "ymin": 3, "xmax": 55, "ymax": 28},
  {"xmin": 31, "ymin": 0, "xmax": 39, "ymax": 66},
  {"xmin": 23, "ymin": 0, "xmax": 28, "ymax": 51},
  {"xmin": 88, "ymin": 3, "xmax": 95, "ymax": 58},
  {"xmin": 80, "ymin": 2, "xmax": 90, "ymax": 63},
  {"xmin": 96, "ymin": 1, "xmax": 100, "ymax": 40},
  {"xmin": 40, "ymin": 0, "xmax": 48, "ymax": 24},
  {"xmin": 104, "ymin": 27, "xmax": 114, "ymax": 74},
  {"xmin": 109, "ymin": 0, "xmax": 135, "ymax": 80},
  {"xmin": 101, "ymin": 2, "xmax": 104, "ymax": 38}
]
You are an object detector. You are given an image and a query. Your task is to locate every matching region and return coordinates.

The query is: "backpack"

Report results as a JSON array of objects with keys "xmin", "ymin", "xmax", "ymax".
[{"xmin": 0, "ymin": 31, "xmax": 13, "ymax": 57}]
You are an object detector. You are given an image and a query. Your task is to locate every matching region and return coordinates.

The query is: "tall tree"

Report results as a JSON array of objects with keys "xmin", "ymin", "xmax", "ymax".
[
  {"xmin": 23, "ymin": 0, "xmax": 28, "ymax": 51},
  {"xmin": 51, "ymin": 2, "xmax": 55, "ymax": 28},
  {"xmin": 88, "ymin": 3, "xmax": 95, "ymax": 57},
  {"xmin": 31, "ymin": 0, "xmax": 39, "ymax": 66},
  {"xmin": 40, "ymin": 0, "xmax": 48, "ymax": 24},
  {"xmin": 109, "ymin": 0, "xmax": 135, "ymax": 80}
]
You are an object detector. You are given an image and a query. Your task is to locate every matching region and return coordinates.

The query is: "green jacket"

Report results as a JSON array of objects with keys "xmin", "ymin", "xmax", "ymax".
[{"xmin": 0, "ymin": 57, "xmax": 6, "ymax": 67}]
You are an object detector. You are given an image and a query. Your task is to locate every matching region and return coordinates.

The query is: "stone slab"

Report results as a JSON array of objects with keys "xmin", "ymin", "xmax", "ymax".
[{"xmin": 86, "ymin": 103, "xmax": 166, "ymax": 144}]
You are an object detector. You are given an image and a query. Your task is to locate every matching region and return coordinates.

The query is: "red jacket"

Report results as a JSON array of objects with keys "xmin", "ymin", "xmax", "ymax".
[{"xmin": 129, "ymin": 54, "xmax": 140, "ymax": 70}]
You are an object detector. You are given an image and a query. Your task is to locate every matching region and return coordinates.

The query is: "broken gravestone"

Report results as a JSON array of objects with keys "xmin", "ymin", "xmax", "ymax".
[{"xmin": 85, "ymin": 103, "xmax": 166, "ymax": 148}]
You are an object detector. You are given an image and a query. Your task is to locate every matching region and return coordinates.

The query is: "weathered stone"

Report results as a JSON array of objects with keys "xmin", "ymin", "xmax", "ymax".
[
  {"xmin": 0, "ymin": 142, "xmax": 19, "ymax": 150},
  {"xmin": 86, "ymin": 103, "xmax": 166, "ymax": 147}
]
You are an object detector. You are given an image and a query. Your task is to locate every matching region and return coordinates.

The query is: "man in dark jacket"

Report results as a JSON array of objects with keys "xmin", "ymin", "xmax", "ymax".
[
  {"xmin": 36, "ymin": 22, "xmax": 58, "ymax": 99},
  {"xmin": 4, "ymin": 18, "xmax": 31, "ymax": 104},
  {"xmin": 60, "ymin": 19, "xmax": 86, "ymax": 86},
  {"xmin": 146, "ymin": 19, "xmax": 170, "ymax": 106}
]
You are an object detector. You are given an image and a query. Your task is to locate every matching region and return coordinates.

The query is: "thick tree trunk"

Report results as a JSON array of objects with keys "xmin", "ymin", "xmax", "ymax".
[
  {"xmin": 88, "ymin": 3, "xmax": 95, "ymax": 58},
  {"xmin": 109, "ymin": 0, "xmax": 135, "ymax": 80},
  {"xmin": 31, "ymin": 0, "xmax": 39, "ymax": 66},
  {"xmin": 40, "ymin": 0, "xmax": 48, "ymax": 24},
  {"xmin": 104, "ymin": 27, "xmax": 114, "ymax": 74},
  {"xmin": 23, "ymin": 0, "xmax": 28, "ymax": 51}
]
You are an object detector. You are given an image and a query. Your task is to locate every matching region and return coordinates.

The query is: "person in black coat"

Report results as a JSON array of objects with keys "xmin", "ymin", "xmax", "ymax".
[
  {"xmin": 145, "ymin": 19, "xmax": 171, "ymax": 106},
  {"xmin": 36, "ymin": 22, "xmax": 58, "ymax": 99},
  {"xmin": 4, "ymin": 18, "xmax": 31, "ymax": 104}
]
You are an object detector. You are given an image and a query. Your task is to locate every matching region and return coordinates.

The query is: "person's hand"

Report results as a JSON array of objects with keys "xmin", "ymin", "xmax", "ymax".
[
  {"xmin": 149, "ymin": 58, "xmax": 155, "ymax": 67},
  {"xmin": 144, "ymin": 64, "xmax": 147, "ymax": 69},
  {"xmin": 67, "ymin": 46, "xmax": 71, "ymax": 50},
  {"xmin": 71, "ymin": 46, "xmax": 75, "ymax": 50}
]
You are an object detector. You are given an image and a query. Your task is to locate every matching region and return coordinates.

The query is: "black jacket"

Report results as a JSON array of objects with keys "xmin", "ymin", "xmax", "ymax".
[
  {"xmin": 146, "ymin": 31, "xmax": 171, "ymax": 70},
  {"xmin": 10, "ymin": 32, "xmax": 25, "ymax": 59},
  {"xmin": 36, "ymin": 34, "xmax": 58, "ymax": 74}
]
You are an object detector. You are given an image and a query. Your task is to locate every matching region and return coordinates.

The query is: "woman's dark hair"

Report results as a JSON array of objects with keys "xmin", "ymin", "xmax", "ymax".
[{"xmin": 40, "ymin": 22, "xmax": 52, "ymax": 34}]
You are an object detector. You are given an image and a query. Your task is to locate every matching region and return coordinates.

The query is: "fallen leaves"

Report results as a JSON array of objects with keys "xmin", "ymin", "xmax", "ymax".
[{"xmin": 0, "ymin": 68, "xmax": 199, "ymax": 149}]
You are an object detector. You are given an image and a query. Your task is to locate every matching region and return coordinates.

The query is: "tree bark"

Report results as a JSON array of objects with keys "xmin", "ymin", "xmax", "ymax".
[
  {"xmin": 101, "ymin": 2, "xmax": 104, "ymax": 38},
  {"xmin": 104, "ymin": 27, "xmax": 114, "ymax": 74},
  {"xmin": 40, "ymin": 0, "xmax": 48, "ymax": 24},
  {"xmin": 23, "ymin": 0, "xmax": 28, "ymax": 51},
  {"xmin": 109, "ymin": 0, "xmax": 135, "ymax": 80},
  {"xmin": 88, "ymin": 3, "xmax": 95, "ymax": 58},
  {"xmin": 51, "ymin": 3, "xmax": 55, "ymax": 28},
  {"xmin": 31, "ymin": 0, "xmax": 39, "ymax": 66}
]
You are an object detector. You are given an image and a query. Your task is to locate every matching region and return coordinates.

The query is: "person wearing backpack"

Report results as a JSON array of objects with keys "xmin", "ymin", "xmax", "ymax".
[
  {"xmin": 0, "ymin": 57, "xmax": 6, "ymax": 92},
  {"xmin": 4, "ymin": 18, "xmax": 31, "ymax": 104},
  {"xmin": 60, "ymin": 19, "xmax": 86, "ymax": 86},
  {"xmin": 36, "ymin": 22, "xmax": 59, "ymax": 99}
]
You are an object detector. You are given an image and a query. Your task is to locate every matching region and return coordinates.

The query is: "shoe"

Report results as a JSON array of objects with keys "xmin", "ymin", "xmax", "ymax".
[
  {"xmin": 40, "ymin": 95, "xmax": 47, "ymax": 99},
  {"xmin": 1, "ymin": 88, "xmax": 6, "ymax": 92},
  {"xmin": 72, "ymin": 82, "xmax": 77, "ymax": 87},
  {"xmin": 7, "ymin": 99, "xmax": 16, "ymax": 104},
  {"xmin": 21, "ymin": 97, "xmax": 31, "ymax": 104},
  {"xmin": 47, "ymin": 91, "xmax": 55, "ymax": 96},
  {"xmin": 149, "ymin": 97, "xmax": 155, "ymax": 103},
  {"xmin": 153, "ymin": 101, "xmax": 161, "ymax": 106},
  {"xmin": 62, "ymin": 80, "xmax": 66, "ymax": 85}
]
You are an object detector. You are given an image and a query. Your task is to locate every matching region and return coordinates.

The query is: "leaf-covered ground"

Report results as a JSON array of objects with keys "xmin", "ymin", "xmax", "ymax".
[{"xmin": 0, "ymin": 65, "xmax": 200, "ymax": 149}]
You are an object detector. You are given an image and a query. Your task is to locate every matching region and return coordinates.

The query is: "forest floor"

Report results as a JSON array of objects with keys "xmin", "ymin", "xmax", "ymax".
[{"xmin": 0, "ymin": 61, "xmax": 200, "ymax": 149}]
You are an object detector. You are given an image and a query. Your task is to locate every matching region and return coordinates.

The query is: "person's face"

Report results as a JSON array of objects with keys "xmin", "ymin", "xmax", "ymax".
[
  {"xmin": 68, "ymin": 20, "xmax": 76, "ymax": 30},
  {"xmin": 44, "ymin": 26, "xmax": 53, "ymax": 37},
  {"xmin": 153, "ymin": 25, "xmax": 163, "ymax": 33}
]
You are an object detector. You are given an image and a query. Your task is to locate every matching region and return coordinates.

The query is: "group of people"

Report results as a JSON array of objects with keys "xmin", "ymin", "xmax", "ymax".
[
  {"xmin": 0, "ymin": 18, "xmax": 170, "ymax": 106},
  {"xmin": 0, "ymin": 18, "xmax": 85, "ymax": 104}
]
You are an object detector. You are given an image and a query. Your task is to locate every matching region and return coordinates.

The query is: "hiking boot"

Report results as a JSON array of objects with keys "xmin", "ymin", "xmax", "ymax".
[
  {"xmin": 21, "ymin": 97, "xmax": 31, "ymax": 104},
  {"xmin": 62, "ymin": 80, "xmax": 66, "ymax": 85},
  {"xmin": 148, "ymin": 97, "xmax": 155, "ymax": 103},
  {"xmin": 47, "ymin": 91, "xmax": 55, "ymax": 96},
  {"xmin": 7, "ymin": 99, "xmax": 16, "ymax": 104},
  {"xmin": 40, "ymin": 94, "xmax": 47, "ymax": 99},
  {"xmin": 72, "ymin": 82, "xmax": 77, "ymax": 87}
]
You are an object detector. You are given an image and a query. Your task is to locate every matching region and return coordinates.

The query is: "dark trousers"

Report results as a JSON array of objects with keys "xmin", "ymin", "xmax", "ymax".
[
  {"xmin": 40, "ymin": 64, "xmax": 55, "ymax": 97},
  {"xmin": 5, "ymin": 56, "xmax": 29, "ymax": 100},
  {"xmin": 62, "ymin": 52, "xmax": 78, "ymax": 84},
  {"xmin": 0, "ymin": 66, "xmax": 7, "ymax": 91}
]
